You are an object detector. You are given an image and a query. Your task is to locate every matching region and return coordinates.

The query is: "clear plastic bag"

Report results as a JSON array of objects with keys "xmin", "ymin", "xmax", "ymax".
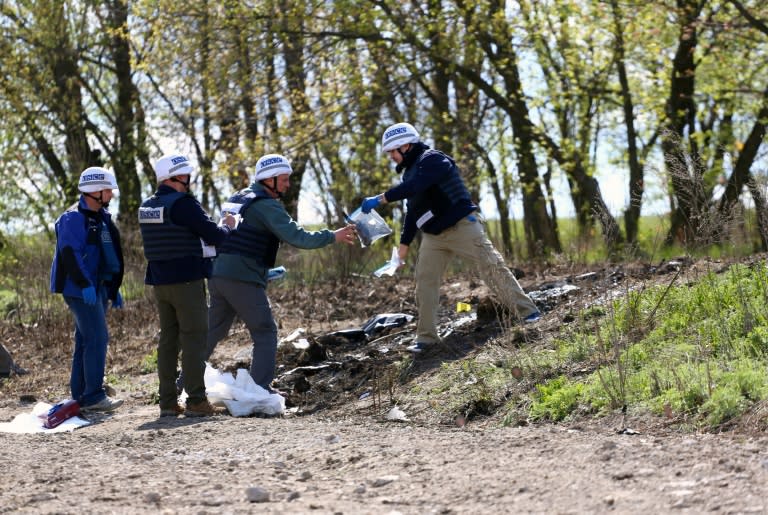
[{"xmin": 348, "ymin": 207, "xmax": 392, "ymax": 247}]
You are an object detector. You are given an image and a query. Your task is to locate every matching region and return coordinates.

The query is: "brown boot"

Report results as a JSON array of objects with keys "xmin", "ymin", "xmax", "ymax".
[
  {"xmin": 159, "ymin": 404, "xmax": 185, "ymax": 417},
  {"xmin": 185, "ymin": 400, "xmax": 225, "ymax": 417}
]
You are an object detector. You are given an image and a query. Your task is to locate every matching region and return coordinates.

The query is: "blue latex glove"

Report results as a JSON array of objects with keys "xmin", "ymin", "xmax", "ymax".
[
  {"xmin": 361, "ymin": 195, "xmax": 381, "ymax": 214},
  {"xmin": 81, "ymin": 286, "xmax": 97, "ymax": 305},
  {"xmin": 112, "ymin": 292, "xmax": 123, "ymax": 309}
]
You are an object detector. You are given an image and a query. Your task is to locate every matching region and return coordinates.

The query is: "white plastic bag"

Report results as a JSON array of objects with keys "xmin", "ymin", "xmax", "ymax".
[
  {"xmin": 373, "ymin": 247, "xmax": 403, "ymax": 277},
  {"xmin": 204, "ymin": 364, "xmax": 285, "ymax": 417}
]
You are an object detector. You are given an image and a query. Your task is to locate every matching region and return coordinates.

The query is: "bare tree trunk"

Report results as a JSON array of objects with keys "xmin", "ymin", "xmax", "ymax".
[
  {"xmin": 105, "ymin": 0, "xmax": 143, "ymax": 225},
  {"xmin": 568, "ymin": 160, "xmax": 624, "ymax": 251},
  {"xmin": 611, "ymin": 0, "xmax": 644, "ymax": 247},
  {"xmin": 196, "ymin": 1, "xmax": 220, "ymax": 212},
  {"xmin": 477, "ymin": 149, "xmax": 513, "ymax": 255},
  {"xmin": 746, "ymin": 179, "xmax": 768, "ymax": 252},
  {"xmin": 663, "ymin": 0, "xmax": 707, "ymax": 246},
  {"xmin": 278, "ymin": 2, "xmax": 311, "ymax": 218},
  {"xmin": 46, "ymin": 3, "xmax": 92, "ymax": 201},
  {"xmin": 717, "ymin": 85, "xmax": 768, "ymax": 250}
]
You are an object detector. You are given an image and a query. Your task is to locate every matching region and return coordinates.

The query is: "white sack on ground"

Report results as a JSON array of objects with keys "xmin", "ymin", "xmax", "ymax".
[
  {"xmin": 204, "ymin": 364, "xmax": 285, "ymax": 417},
  {"xmin": 0, "ymin": 402, "xmax": 90, "ymax": 434}
]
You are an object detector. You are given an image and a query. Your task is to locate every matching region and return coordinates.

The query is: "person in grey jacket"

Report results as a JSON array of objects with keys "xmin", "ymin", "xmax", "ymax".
[{"xmin": 206, "ymin": 153, "xmax": 356, "ymax": 391}]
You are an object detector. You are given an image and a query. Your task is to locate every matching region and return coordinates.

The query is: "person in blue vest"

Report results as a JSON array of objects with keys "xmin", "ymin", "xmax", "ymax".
[
  {"xmin": 50, "ymin": 167, "xmax": 124, "ymax": 411},
  {"xmin": 360, "ymin": 123, "xmax": 541, "ymax": 353},
  {"xmin": 138, "ymin": 154, "xmax": 236, "ymax": 417},
  {"xmin": 206, "ymin": 153, "xmax": 357, "ymax": 392}
]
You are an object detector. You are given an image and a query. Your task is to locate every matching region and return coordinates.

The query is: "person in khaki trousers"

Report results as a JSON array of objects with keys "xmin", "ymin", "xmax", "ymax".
[{"xmin": 361, "ymin": 123, "xmax": 541, "ymax": 353}]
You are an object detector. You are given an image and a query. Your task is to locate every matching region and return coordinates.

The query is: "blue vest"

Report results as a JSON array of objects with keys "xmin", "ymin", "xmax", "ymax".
[
  {"xmin": 138, "ymin": 192, "xmax": 204, "ymax": 261},
  {"xmin": 404, "ymin": 149, "xmax": 473, "ymax": 234},
  {"xmin": 217, "ymin": 188, "xmax": 280, "ymax": 267}
]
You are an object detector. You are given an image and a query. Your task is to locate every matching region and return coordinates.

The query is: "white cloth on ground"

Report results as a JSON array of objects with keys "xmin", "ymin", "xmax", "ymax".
[{"xmin": 0, "ymin": 402, "xmax": 91, "ymax": 434}]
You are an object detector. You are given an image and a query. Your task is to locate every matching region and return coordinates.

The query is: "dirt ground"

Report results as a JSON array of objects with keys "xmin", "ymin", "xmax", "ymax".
[{"xmin": 2, "ymin": 257, "xmax": 768, "ymax": 514}]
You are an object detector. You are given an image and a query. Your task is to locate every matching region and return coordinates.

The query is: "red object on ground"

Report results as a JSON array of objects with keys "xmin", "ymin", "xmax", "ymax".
[{"xmin": 42, "ymin": 400, "xmax": 81, "ymax": 429}]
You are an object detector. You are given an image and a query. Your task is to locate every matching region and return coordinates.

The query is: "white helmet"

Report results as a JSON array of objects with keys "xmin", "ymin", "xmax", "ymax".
[
  {"xmin": 381, "ymin": 122, "xmax": 420, "ymax": 152},
  {"xmin": 154, "ymin": 154, "xmax": 194, "ymax": 182},
  {"xmin": 254, "ymin": 154, "xmax": 292, "ymax": 182},
  {"xmin": 78, "ymin": 167, "xmax": 118, "ymax": 193}
]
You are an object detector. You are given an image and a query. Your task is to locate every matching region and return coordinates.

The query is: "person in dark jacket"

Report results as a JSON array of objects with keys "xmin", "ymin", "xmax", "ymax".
[
  {"xmin": 205, "ymin": 154, "xmax": 356, "ymax": 393},
  {"xmin": 138, "ymin": 154, "xmax": 235, "ymax": 418},
  {"xmin": 50, "ymin": 167, "xmax": 124, "ymax": 411},
  {"xmin": 361, "ymin": 123, "xmax": 541, "ymax": 353}
]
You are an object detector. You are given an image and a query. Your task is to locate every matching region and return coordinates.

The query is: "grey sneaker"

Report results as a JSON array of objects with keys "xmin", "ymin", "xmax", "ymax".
[
  {"xmin": 82, "ymin": 396, "xmax": 124, "ymax": 412},
  {"xmin": 12, "ymin": 364, "xmax": 29, "ymax": 376}
]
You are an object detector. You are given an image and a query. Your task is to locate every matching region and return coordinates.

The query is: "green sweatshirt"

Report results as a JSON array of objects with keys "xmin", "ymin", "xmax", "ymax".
[{"xmin": 212, "ymin": 183, "xmax": 335, "ymax": 286}]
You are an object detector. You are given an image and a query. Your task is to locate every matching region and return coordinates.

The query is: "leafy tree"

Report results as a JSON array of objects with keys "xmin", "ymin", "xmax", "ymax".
[
  {"xmin": 0, "ymin": 0, "xmax": 147, "ymax": 227},
  {"xmin": 520, "ymin": 0, "xmax": 624, "ymax": 251},
  {"xmin": 2, "ymin": 0, "xmax": 768, "ymax": 262}
]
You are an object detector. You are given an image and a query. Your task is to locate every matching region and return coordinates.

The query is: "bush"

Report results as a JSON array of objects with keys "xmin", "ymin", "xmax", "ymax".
[{"xmin": 702, "ymin": 384, "xmax": 747, "ymax": 427}]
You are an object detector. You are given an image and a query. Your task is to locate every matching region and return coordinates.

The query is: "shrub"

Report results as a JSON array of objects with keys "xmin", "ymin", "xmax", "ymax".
[{"xmin": 702, "ymin": 384, "xmax": 747, "ymax": 427}]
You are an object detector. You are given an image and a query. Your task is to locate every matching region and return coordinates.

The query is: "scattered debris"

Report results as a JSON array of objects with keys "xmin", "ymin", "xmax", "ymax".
[
  {"xmin": 385, "ymin": 406, "xmax": 408, "ymax": 422},
  {"xmin": 371, "ymin": 475, "xmax": 399, "ymax": 488}
]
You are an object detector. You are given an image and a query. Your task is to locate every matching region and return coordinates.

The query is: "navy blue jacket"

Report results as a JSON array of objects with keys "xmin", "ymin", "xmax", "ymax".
[
  {"xmin": 384, "ymin": 143, "xmax": 477, "ymax": 245},
  {"xmin": 140, "ymin": 185, "xmax": 231, "ymax": 285}
]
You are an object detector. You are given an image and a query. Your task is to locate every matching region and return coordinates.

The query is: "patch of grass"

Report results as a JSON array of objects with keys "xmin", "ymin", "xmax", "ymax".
[
  {"xmin": 405, "ymin": 352, "xmax": 522, "ymax": 421},
  {"xmin": 529, "ymin": 376, "xmax": 585, "ymax": 422},
  {"xmin": 140, "ymin": 349, "xmax": 158, "ymax": 374},
  {"xmin": 554, "ymin": 333, "xmax": 596, "ymax": 363},
  {"xmin": 529, "ymin": 263, "xmax": 768, "ymax": 429}
]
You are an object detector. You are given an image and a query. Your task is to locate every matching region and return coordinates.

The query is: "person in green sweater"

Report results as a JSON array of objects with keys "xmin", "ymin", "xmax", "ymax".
[{"xmin": 206, "ymin": 153, "xmax": 357, "ymax": 392}]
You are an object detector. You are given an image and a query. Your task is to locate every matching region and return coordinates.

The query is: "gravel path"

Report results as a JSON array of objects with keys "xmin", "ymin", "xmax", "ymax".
[{"xmin": 2, "ymin": 404, "xmax": 767, "ymax": 514}]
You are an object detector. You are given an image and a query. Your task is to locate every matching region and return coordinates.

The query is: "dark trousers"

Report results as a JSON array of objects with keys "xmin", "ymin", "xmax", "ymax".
[
  {"xmin": 207, "ymin": 276, "xmax": 277, "ymax": 390},
  {"xmin": 153, "ymin": 280, "xmax": 208, "ymax": 406}
]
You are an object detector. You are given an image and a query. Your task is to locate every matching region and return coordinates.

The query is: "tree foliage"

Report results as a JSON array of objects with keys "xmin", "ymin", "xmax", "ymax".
[{"xmin": 0, "ymin": 0, "xmax": 767, "ymax": 258}]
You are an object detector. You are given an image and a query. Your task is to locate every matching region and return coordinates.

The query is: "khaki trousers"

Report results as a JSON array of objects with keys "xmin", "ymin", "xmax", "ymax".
[{"xmin": 414, "ymin": 217, "xmax": 538, "ymax": 343}]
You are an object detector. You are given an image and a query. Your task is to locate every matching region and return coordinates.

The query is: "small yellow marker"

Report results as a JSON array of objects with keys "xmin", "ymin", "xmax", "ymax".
[{"xmin": 456, "ymin": 302, "xmax": 472, "ymax": 313}]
